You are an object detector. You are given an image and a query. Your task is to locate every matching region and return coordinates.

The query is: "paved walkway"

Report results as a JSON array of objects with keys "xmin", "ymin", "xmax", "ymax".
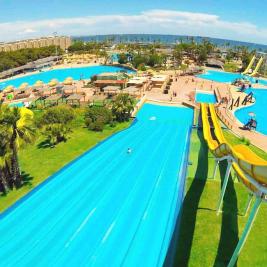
[{"xmin": 194, "ymin": 76, "xmax": 267, "ymax": 152}]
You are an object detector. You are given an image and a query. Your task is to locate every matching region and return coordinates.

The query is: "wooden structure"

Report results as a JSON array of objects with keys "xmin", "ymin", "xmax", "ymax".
[
  {"xmin": 123, "ymin": 86, "xmax": 141, "ymax": 96},
  {"xmin": 94, "ymin": 72, "xmax": 128, "ymax": 89},
  {"xmin": 66, "ymin": 94, "xmax": 84, "ymax": 106},
  {"xmin": 44, "ymin": 94, "xmax": 63, "ymax": 106},
  {"xmin": 103, "ymin": 85, "xmax": 121, "ymax": 96}
]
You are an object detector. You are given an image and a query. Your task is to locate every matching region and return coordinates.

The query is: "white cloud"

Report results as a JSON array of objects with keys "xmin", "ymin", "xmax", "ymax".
[
  {"xmin": 0, "ymin": 9, "xmax": 267, "ymax": 44},
  {"xmin": 19, "ymin": 28, "xmax": 37, "ymax": 35}
]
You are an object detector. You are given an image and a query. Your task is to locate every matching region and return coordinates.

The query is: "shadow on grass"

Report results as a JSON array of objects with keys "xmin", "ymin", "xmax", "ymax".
[
  {"xmin": 21, "ymin": 171, "xmax": 34, "ymax": 186},
  {"xmin": 214, "ymin": 161, "xmax": 239, "ymax": 267},
  {"xmin": 164, "ymin": 130, "xmax": 209, "ymax": 267},
  {"xmin": 37, "ymin": 139, "xmax": 51, "ymax": 149},
  {"xmin": 0, "ymin": 171, "xmax": 34, "ymax": 197}
]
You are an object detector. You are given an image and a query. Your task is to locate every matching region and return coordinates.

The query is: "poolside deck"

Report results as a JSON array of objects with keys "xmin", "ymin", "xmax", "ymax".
[
  {"xmin": 195, "ymin": 76, "xmax": 267, "ymax": 151},
  {"xmin": 152, "ymin": 71, "xmax": 267, "ymax": 152}
]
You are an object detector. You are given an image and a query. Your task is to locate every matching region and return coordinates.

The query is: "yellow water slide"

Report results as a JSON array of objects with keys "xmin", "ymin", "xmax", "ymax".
[
  {"xmin": 242, "ymin": 55, "xmax": 256, "ymax": 75},
  {"xmin": 201, "ymin": 103, "xmax": 267, "ymax": 266},
  {"xmin": 250, "ymin": 57, "xmax": 263, "ymax": 77},
  {"xmin": 201, "ymin": 103, "xmax": 267, "ymax": 193}
]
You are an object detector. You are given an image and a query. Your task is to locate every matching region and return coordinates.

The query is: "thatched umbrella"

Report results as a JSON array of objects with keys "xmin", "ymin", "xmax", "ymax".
[
  {"xmin": 48, "ymin": 79, "xmax": 58, "ymax": 87},
  {"xmin": 63, "ymin": 77, "xmax": 73, "ymax": 85},
  {"xmin": 3, "ymin": 85, "xmax": 14, "ymax": 93},
  {"xmin": 18, "ymin": 82, "xmax": 29, "ymax": 90},
  {"xmin": 34, "ymin": 80, "xmax": 44, "ymax": 87}
]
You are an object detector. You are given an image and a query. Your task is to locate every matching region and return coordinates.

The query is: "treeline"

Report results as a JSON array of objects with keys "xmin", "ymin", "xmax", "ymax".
[
  {"xmin": 0, "ymin": 46, "xmax": 63, "ymax": 72},
  {"xmin": 116, "ymin": 39, "xmax": 216, "ymax": 70},
  {"xmin": 118, "ymin": 52, "xmax": 167, "ymax": 70},
  {"xmin": 68, "ymin": 41, "xmax": 106, "ymax": 53},
  {"xmin": 172, "ymin": 40, "xmax": 216, "ymax": 65}
]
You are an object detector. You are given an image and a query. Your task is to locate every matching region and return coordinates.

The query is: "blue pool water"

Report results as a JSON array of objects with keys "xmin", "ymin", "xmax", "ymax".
[
  {"xmin": 197, "ymin": 70, "xmax": 243, "ymax": 83},
  {"xmin": 8, "ymin": 102, "xmax": 24, "ymax": 108},
  {"xmin": 196, "ymin": 70, "xmax": 267, "ymax": 85},
  {"xmin": 195, "ymin": 92, "xmax": 216, "ymax": 103},
  {"xmin": 235, "ymin": 89, "xmax": 267, "ymax": 135},
  {"xmin": 0, "ymin": 65, "xmax": 134, "ymax": 90},
  {"xmin": 0, "ymin": 103, "xmax": 193, "ymax": 267}
]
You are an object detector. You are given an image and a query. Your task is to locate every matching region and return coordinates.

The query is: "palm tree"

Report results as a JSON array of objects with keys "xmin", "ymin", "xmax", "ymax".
[
  {"xmin": 0, "ymin": 105, "xmax": 35, "ymax": 188},
  {"xmin": 111, "ymin": 94, "xmax": 135, "ymax": 122},
  {"xmin": 0, "ymin": 129, "xmax": 12, "ymax": 193}
]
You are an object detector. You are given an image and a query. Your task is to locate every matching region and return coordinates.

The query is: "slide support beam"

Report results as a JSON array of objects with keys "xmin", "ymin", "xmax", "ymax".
[
  {"xmin": 227, "ymin": 196, "xmax": 262, "ymax": 267},
  {"xmin": 212, "ymin": 160, "xmax": 219, "ymax": 180},
  {"xmin": 217, "ymin": 160, "xmax": 232, "ymax": 215},
  {"xmin": 242, "ymin": 193, "xmax": 254, "ymax": 217}
]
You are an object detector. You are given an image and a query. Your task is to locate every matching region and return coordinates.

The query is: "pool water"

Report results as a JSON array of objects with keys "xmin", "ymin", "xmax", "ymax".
[
  {"xmin": 0, "ymin": 103, "xmax": 193, "ymax": 267},
  {"xmin": 195, "ymin": 92, "xmax": 216, "ymax": 103},
  {"xmin": 197, "ymin": 70, "xmax": 243, "ymax": 83},
  {"xmin": 8, "ymin": 102, "xmax": 24, "ymax": 108},
  {"xmin": 0, "ymin": 65, "xmax": 134, "ymax": 89},
  {"xmin": 235, "ymin": 88, "xmax": 267, "ymax": 135},
  {"xmin": 197, "ymin": 70, "xmax": 267, "ymax": 86}
]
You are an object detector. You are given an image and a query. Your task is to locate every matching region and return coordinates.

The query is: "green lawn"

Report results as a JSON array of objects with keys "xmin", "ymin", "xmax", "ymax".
[
  {"xmin": 224, "ymin": 61, "xmax": 240, "ymax": 73},
  {"xmin": 0, "ymin": 120, "xmax": 131, "ymax": 212},
  {"xmin": 173, "ymin": 129, "xmax": 267, "ymax": 267}
]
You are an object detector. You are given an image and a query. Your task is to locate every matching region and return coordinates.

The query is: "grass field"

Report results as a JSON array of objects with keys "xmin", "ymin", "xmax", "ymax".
[
  {"xmin": 0, "ymin": 119, "xmax": 131, "ymax": 212},
  {"xmin": 224, "ymin": 61, "xmax": 240, "ymax": 73},
  {"xmin": 172, "ymin": 129, "xmax": 267, "ymax": 267}
]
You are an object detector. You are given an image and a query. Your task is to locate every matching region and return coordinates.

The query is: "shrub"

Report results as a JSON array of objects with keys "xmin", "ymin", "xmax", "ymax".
[
  {"xmin": 90, "ymin": 75, "xmax": 97, "ymax": 82},
  {"xmin": 240, "ymin": 136, "xmax": 245, "ymax": 142},
  {"xmin": 41, "ymin": 105, "xmax": 75, "ymax": 125},
  {"xmin": 245, "ymin": 138, "xmax": 251, "ymax": 146},
  {"xmin": 89, "ymin": 118, "xmax": 105, "ymax": 131},
  {"xmin": 85, "ymin": 106, "xmax": 113, "ymax": 131},
  {"xmin": 118, "ymin": 53, "xmax": 128, "ymax": 64},
  {"xmin": 40, "ymin": 105, "xmax": 75, "ymax": 146},
  {"xmin": 138, "ymin": 63, "xmax": 146, "ymax": 71}
]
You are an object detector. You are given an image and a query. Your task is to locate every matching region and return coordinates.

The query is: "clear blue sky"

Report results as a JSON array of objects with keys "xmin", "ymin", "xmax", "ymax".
[{"xmin": 1, "ymin": 0, "xmax": 267, "ymax": 44}]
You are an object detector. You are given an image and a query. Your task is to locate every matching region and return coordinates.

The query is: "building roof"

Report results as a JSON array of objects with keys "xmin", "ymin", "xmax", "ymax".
[
  {"xmin": 151, "ymin": 74, "xmax": 168, "ymax": 82},
  {"xmin": 44, "ymin": 94, "xmax": 62, "ymax": 102},
  {"xmin": 67, "ymin": 94, "xmax": 83, "ymax": 101},
  {"xmin": 96, "ymin": 72, "xmax": 128, "ymax": 81},
  {"xmin": 0, "ymin": 56, "xmax": 61, "ymax": 78},
  {"xmin": 103, "ymin": 85, "xmax": 121, "ymax": 92},
  {"xmin": 94, "ymin": 80, "xmax": 126, "ymax": 84},
  {"xmin": 127, "ymin": 76, "xmax": 148, "ymax": 84},
  {"xmin": 123, "ymin": 86, "xmax": 140, "ymax": 93},
  {"xmin": 206, "ymin": 58, "xmax": 224, "ymax": 68}
]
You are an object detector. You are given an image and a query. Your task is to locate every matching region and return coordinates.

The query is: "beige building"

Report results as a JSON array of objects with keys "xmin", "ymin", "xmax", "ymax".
[{"xmin": 0, "ymin": 36, "xmax": 71, "ymax": 52}]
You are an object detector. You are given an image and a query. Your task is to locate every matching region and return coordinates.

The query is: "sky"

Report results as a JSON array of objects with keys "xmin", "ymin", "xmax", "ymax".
[{"xmin": 1, "ymin": 0, "xmax": 267, "ymax": 44}]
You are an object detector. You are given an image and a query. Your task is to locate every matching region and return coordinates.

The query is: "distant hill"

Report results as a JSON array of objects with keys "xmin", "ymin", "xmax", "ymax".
[{"xmin": 73, "ymin": 34, "xmax": 267, "ymax": 51}]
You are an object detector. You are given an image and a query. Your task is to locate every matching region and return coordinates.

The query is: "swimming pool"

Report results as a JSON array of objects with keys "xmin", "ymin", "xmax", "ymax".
[
  {"xmin": 0, "ymin": 103, "xmax": 193, "ymax": 267},
  {"xmin": 0, "ymin": 65, "xmax": 134, "ymax": 90},
  {"xmin": 8, "ymin": 102, "xmax": 24, "ymax": 108},
  {"xmin": 235, "ymin": 88, "xmax": 267, "ymax": 135},
  {"xmin": 195, "ymin": 92, "xmax": 216, "ymax": 103},
  {"xmin": 197, "ymin": 70, "xmax": 243, "ymax": 83},
  {"xmin": 197, "ymin": 70, "xmax": 267, "ymax": 85}
]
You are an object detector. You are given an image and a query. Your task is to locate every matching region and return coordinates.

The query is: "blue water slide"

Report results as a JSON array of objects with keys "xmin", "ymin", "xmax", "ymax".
[{"xmin": 0, "ymin": 103, "xmax": 193, "ymax": 267}]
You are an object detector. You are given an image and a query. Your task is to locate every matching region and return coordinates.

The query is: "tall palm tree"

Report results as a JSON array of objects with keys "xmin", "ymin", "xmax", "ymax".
[
  {"xmin": 0, "ymin": 129, "xmax": 12, "ymax": 193},
  {"xmin": 111, "ymin": 94, "xmax": 135, "ymax": 122},
  {"xmin": 0, "ymin": 105, "xmax": 35, "ymax": 188}
]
